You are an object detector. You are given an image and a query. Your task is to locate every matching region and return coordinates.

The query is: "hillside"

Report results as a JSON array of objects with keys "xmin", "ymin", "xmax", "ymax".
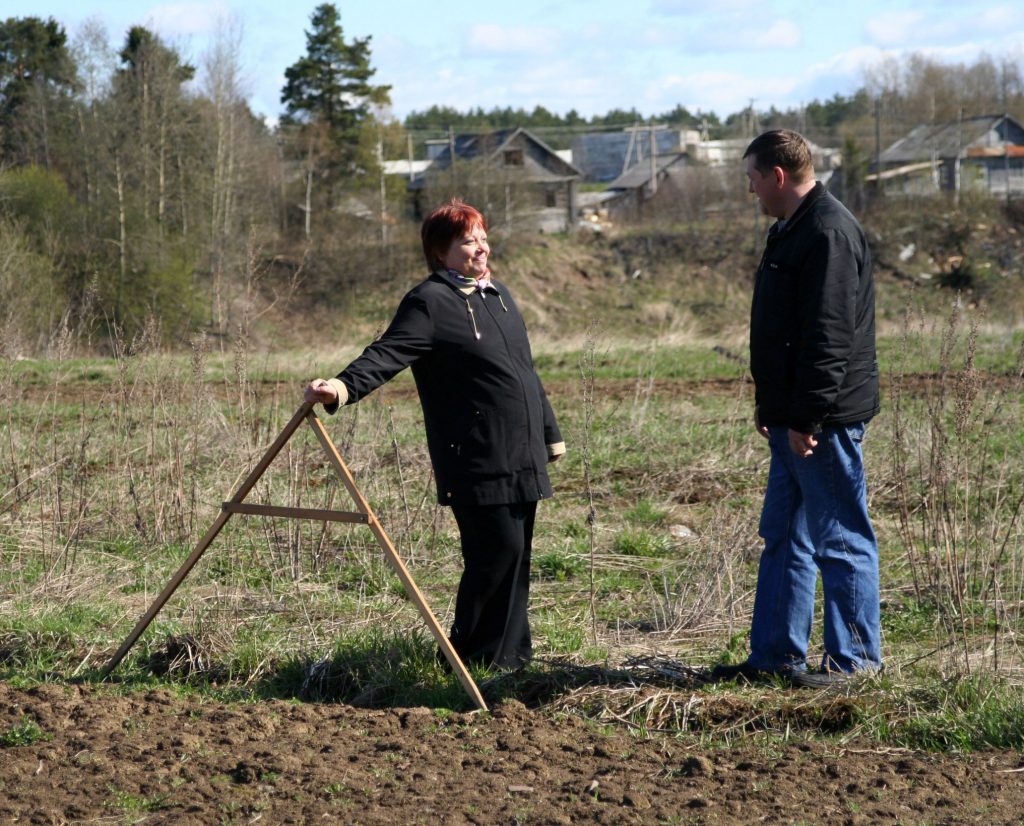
[{"xmin": 270, "ymin": 196, "xmax": 1024, "ymax": 354}]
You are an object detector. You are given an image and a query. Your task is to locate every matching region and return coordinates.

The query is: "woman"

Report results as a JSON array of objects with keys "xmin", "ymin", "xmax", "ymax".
[{"xmin": 305, "ymin": 199, "xmax": 564, "ymax": 670}]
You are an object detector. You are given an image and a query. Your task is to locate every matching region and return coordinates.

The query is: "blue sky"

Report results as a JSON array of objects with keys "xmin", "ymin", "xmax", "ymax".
[{"xmin": 9, "ymin": 0, "xmax": 1024, "ymax": 123}]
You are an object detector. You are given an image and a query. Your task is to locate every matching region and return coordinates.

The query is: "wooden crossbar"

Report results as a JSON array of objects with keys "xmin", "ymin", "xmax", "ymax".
[
  {"xmin": 222, "ymin": 502, "xmax": 369, "ymax": 524},
  {"xmin": 100, "ymin": 402, "xmax": 487, "ymax": 711}
]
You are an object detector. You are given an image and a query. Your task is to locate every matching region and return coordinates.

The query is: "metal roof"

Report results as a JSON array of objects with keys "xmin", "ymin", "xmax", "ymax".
[
  {"xmin": 607, "ymin": 153, "xmax": 687, "ymax": 190},
  {"xmin": 428, "ymin": 127, "xmax": 581, "ymax": 177},
  {"xmin": 880, "ymin": 114, "xmax": 1024, "ymax": 163}
]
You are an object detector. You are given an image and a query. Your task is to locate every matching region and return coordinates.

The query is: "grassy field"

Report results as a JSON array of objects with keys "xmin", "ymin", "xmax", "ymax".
[{"xmin": 2, "ymin": 283, "xmax": 1023, "ymax": 752}]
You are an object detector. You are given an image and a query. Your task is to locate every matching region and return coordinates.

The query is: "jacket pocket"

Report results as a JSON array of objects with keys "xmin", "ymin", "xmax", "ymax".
[{"xmin": 451, "ymin": 406, "xmax": 520, "ymax": 478}]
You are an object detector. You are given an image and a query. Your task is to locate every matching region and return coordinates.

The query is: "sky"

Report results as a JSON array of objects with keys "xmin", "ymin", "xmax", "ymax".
[{"xmin": 8, "ymin": 0, "xmax": 1024, "ymax": 124}]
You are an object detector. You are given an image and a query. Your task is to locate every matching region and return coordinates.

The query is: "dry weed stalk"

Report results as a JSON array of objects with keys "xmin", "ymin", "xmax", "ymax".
[
  {"xmin": 889, "ymin": 298, "xmax": 1024, "ymax": 673},
  {"xmin": 578, "ymin": 321, "xmax": 601, "ymax": 644}
]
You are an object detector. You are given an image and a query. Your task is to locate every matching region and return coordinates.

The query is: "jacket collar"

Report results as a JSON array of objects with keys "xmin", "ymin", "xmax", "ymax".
[
  {"xmin": 429, "ymin": 270, "xmax": 502, "ymax": 298},
  {"xmin": 771, "ymin": 181, "xmax": 825, "ymax": 239}
]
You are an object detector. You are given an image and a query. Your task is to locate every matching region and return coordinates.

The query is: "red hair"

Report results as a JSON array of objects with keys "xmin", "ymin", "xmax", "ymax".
[{"xmin": 421, "ymin": 198, "xmax": 487, "ymax": 271}]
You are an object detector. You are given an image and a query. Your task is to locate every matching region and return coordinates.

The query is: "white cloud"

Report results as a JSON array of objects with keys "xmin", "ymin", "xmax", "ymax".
[
  {"xmin": 644, "ymin": 19, "xmax": 802, "ymax": 53},
  {"xmin": 631, "ymin": 8, "xmax": 803, "ymax": 52},
  {"xmin": 654, "ymin": 70, "xmax": 798, "ymax": 116},
  {"xmin": 651, "ymin": 0, "xmax": 759, "ymax": 14},
  {"xmin": 864, "ymin": 5, "xmax": 1024, "ymax": 50},
  {"xmin": 976, "ymin": 5, "xmax": 1024, "ymax": 29},
  {"xmin": 803, "ymin": 45, "xmax": 889, "ymax": 79},
  {"xmin": 738, "ymin": 20, "xmax": 802, "ymax": 50},
  {"xmin": 864, "ymin": 11, "xmax": 926, "ymax": 47},
  {"xmin": 462, "ymin": 23, "xmax": 560, "ymax": 57},
  {"xmin": 145, "ymin": 2, "xmax": 229, "ymax": 37}
]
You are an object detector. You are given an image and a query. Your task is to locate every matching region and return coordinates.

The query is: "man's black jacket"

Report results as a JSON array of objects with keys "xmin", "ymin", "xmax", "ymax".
[
  {"xmin": 750, "ymin": 182, "xmax": 880, "ymax": 433},
  {"xmin": 332, "ymin": 273, "xmax": 561, "ymax": 507}
]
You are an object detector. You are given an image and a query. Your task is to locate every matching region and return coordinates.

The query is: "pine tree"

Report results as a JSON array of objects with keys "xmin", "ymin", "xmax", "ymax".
[
  {"xmin": 0, "ymin": 16, "xmax": 78, "ymax": 166},
  {"xmin": 280, "ymin": 1, "xmax": 390, "ymax": 224}
]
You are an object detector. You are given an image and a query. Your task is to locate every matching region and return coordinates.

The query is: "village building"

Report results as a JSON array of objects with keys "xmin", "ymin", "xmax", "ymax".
[
  {"xmin": 573, "ymin": 126, "xmax": 840, "ymax": 222},
  {"xmin": 869, "ymin": 114, "xmax": 1024, "ymax": 196},
  {"xmin": 403, "ymin": 127, "xmax": 581, "ymax": 232}
]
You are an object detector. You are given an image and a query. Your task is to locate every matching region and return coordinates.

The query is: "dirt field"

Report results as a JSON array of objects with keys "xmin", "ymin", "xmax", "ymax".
[{"xmin": 2, "ymin": 680, "xmax": 1022, "ymax": 825}]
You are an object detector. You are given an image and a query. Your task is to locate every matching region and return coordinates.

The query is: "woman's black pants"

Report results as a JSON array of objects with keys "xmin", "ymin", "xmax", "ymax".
[{"xmin": 449, "ymin": 500, "xmax": 537, "ymax": 669}]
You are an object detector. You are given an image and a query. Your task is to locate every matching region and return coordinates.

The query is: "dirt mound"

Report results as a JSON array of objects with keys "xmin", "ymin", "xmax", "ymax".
[{"xmin": 2, "ymin": 680, "xmax": 1021, "ymax": 824}]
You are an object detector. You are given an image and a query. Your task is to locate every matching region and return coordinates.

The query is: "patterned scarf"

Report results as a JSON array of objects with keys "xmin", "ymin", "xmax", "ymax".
[{"xmin": 446, "ymin": 268, "xmax": 492, "ymax": 293}]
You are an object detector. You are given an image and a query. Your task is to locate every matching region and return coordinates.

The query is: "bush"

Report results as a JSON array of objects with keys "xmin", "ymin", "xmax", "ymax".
[
  {"xmin": 0, "ymin": 217, "xmax": 64, "ymax": 354},
  {"xmin": 0, "ymin": 166, "xmax": 75, "ymax": 248}
]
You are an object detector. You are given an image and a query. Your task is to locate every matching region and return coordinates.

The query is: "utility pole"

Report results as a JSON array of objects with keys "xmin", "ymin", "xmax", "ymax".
[
  {"xmin": 1004, "ymin": 115, "xmax": 1011, "ymax": 204},
  {"xmin": 448, "ymin": 125, "xmax": 456, "ymax": 190},
  {"xmin": 622, "ymin": 121, "xmax": 639, "ymax": 178},
  {"xmin": 748, "ymin": 99, "xmax": 759, "ymax": 137},
  {"xmin": 649, "ymin": 123, "xmax": 657, "ymax": 196},
  {"xmin": 954, "ymin": 106, "xmax": 963, "ymax": 208},
  {"xmin": 874, "ymin": 97, "xmax": 882, "ymax": 199},
  {"xmin": 748, "ymin": 99, "xmax": 760, "ymax": 253},
  {"xmin": 377, "ymin": 137, "xmax": 387, "ymax": 248}
]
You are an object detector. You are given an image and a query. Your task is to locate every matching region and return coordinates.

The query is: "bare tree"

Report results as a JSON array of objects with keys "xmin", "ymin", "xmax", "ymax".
[
  {"xmin": 865, "ymin": 52, "xmax": 1024, "ymax": 131},
  {"xmin": 201, "ymin": 14, "xmax": 247, "ymax": 329}
]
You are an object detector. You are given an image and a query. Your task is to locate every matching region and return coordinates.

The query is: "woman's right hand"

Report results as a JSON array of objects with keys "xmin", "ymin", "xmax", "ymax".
[{"xmin": 304, "ymin": 378, "xmax": 339, "ymax": 406}]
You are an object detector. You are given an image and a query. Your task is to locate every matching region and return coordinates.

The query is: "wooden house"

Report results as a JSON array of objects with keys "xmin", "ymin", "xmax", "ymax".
[
  {"xmin": 410, "ymin": 127, "xmax": 581, "ymax": 232},
  {"xmin": 870, "ymin": 114, "xmax": 1024, "ymax": 196}
]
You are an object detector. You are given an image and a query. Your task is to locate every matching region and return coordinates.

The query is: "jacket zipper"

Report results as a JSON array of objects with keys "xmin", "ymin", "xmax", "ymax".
[{"xmin": 480, "ymin": 294, "xmax": 542, "ymax": 494}]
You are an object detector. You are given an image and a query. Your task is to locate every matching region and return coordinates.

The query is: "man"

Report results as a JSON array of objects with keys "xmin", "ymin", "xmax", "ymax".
[{"xmin": 714, "ymin": 129, "xmax": 882, "ymax": 688}]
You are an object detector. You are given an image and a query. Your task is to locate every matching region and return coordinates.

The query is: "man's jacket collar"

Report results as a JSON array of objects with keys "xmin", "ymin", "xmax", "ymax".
[{"xmin": 771, "ymin": 181, "xmax": 826, "ymax": 239}]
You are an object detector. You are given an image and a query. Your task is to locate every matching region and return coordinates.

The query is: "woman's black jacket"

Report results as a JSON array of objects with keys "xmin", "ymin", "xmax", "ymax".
[
  {"xmin": 749, "ymin": 183, "xmax": 880, "ymax": 434},
  {"xmin": 330, "ymin": 273, "xmax": 561, "ymax": 507}
]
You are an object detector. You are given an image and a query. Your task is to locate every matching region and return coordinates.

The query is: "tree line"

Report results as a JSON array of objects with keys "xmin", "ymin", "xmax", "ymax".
[
  {"xmin": 406, "ymin": 53, "xmax": 1024, "ymax": 151},
  {"xmin": 1, "ymin": 4, "xmax": 1022, "ymax": 354},
  {"xmin": 0, "ymin": 4, "xmax": 395, "ymax": 352}
]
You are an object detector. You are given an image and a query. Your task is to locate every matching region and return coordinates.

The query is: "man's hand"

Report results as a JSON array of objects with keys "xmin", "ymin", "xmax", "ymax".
[
  {"xmin": 788, "ymin": 429, "xmax": 817, "ymax": 458},
  {"xmin": 304, "ymin": 378, "xmax": 339, "ymax": 406},
  {"xmin": 754, "ymin": 408, "xmax": 769, "ymax": 439}
]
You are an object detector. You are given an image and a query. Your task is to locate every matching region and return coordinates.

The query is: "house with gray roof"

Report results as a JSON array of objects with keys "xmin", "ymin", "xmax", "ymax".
[
  {"xmin": 410, "ymin": 127, "xmax": 581, "ymax": 232},
  {"xmin": 870, "ymin": 114, "xmax": 1024, "ymax": 196},
  {"xmin": 571, "ymin": 128, "xmax": 700, "ymax": 183}
]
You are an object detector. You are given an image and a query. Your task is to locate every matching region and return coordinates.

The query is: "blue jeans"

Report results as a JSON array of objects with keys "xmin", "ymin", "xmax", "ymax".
[{"xmin": 748, "ymin": 423, "xmax": 881, "ymax": 673}]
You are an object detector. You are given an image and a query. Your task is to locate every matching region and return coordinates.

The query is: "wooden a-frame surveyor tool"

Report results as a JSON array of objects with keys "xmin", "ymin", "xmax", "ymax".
[{"xmin": 100, "ymin": 401, "xmax": 488, "ymax": 711}]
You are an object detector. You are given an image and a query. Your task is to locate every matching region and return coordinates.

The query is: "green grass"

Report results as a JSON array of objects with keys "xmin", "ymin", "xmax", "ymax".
[
  {"xmin": 864, "ymin": 673, "xmax": 1024, "ymax": 751},
  {"xmin": 0, "ymin": 716, "xmax": 49, "ymax": 747},
  {"xmin": 535, "ymin": 550, "xmax": 585, "ymax": 581},
  {"xmin": 533, "ymin": 342, "xmax": 748, "ymax": 382},
  {"xmin": 612, "ymin": 528, "xmax": 674, "ymax": 557},
  {"xmin": 105, "ymin": 786, "xmax": 172, "ymax": 814},
  {"xmin": 623, "ymin": 498, "xmax": 670, "ymax": 526},
  {"xmin": 265, "ymin": 629, "xmax": 469, "ymax": 709},
  {"xmin": 0, "ymin": 602, "xmax": 120, "ymax": 677}
]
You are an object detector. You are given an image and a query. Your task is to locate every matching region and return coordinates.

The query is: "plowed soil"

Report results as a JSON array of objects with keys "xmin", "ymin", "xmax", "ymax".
[{"xmin": 2, "ymin": 681, "xmax": 1022, "ymax": 825}]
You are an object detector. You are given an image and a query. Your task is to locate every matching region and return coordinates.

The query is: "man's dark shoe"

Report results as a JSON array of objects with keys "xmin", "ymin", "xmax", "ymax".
[
  {"xmin": 788, "ymin": 668, "xmax": 877, "ymax": 691},
  {"xmin": 708, "ymin": 661, "xmax": 779, "ymax": 684}
]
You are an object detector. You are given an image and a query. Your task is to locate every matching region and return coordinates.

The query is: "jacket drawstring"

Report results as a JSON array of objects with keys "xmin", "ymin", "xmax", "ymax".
[
  {"xmin": 466, "ymin": 301, "xmax": 481, "ymax": 339},
  {"xmin": 466, "ymin": 291, "xmax": 508, "ymax": 340}
]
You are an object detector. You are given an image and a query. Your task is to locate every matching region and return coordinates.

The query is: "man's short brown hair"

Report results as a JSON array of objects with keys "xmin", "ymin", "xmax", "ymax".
[{"xmin": 744, "ymin": 129, "xmax": 814, "ymax": 183}]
